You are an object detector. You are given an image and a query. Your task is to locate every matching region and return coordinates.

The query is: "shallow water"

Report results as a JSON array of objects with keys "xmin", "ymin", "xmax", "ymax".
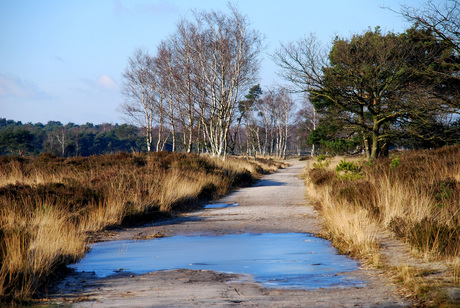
[
  {"xmin": 204, "ymin": 203, "xmax": 239, "ymax": 209},
  {"xmin": 70, "ymin": 233, "xmax": 364, "ymax": 289}
]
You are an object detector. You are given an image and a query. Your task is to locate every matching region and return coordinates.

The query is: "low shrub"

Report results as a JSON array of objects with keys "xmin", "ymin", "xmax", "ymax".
[
  {"xmin": 335, "ymin": 159, "xmax": 363, "ymax": 181},
  {"xmin": 408, "ymin": 218, "xmax": 460, "ymax": 257},
  {"xmin": 312, "ymin": 155, "xmax": 331, "ymax": 168},
  {"xmin": 309, "ymin": 168, "xmax": 336, "ymax": 186},
  {"xmin": 331, "ymin": 180, "xmax": 380, "ymax": 218},
  {"xmin": 389, "ymin": 156, "xmax": 401, "ymax": 169}
]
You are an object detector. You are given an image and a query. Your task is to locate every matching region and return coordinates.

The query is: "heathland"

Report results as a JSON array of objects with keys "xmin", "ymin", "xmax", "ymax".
[
  {"xmin": 305, "ymin": 145, "xmax": 460, "ymax": 306},
  {"xmin": 0, "ymin": 152, "xmax": 283, "ymax": 304},
  {"xmin": 1, "ymin": 146, "xmax": 459, "ymax": 306}
]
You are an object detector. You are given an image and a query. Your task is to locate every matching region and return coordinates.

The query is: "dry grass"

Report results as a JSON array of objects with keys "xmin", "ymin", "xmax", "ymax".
[
  {"xmin": 317, "ymin": 187, "xmax": 381, "ymax": 265},
  {"xmin": 392, "ymin": 265, "xmax": 430, "ymax": 298},
  {"xmin": 453, "ymin": 257, "xmax": 460, "ymax": 285},
  {"xmin": 371, "ymin": 147, "xmax": 460, "ymax": 258},
  {"xmin": 0, "ymin": 203, "xmax": 86, "ymax": 301},
  {"xmin": 306, "ymin": 164, "xmax": 381, "ymax": 265},
  {"xmin": 305, "ymin": 145, "xmax": 460, "ymax": 305},
  {"xmin": 0, "ymin": 152, "xmax": 283, "ymax": 304}
]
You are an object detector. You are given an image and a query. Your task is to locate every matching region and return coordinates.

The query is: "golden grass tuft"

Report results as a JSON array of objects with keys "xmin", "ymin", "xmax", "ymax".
[
  {"xmin": 308, "ymin": 178, "xmax": 380, "ymax": 264},
  {"xmin": 319, "ymin": 189, "xmax": 381, "ymax": 264},
  {"xmin": 0, "ymin": 205, "xmax": 86, "ymax": 301}
]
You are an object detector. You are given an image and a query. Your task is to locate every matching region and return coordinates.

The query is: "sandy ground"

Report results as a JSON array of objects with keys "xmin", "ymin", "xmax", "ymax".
[{"xmin": 47, "ymin": 159, "xmax": 413, "ymax": 307}]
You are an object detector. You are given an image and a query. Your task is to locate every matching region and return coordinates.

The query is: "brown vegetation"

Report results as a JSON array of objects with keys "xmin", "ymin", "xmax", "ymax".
[
  {"xmin": 305, "ymin": 145, "xmax": 460, "ymax": 306},
  {"xmin": 0, "ymin": 152, "xmax": 283, "ymax": 303}
]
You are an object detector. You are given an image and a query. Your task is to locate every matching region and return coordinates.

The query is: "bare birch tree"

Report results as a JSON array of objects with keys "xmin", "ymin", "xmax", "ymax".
[
  {"xmin": 189, "ymin": 6, "xmax": 263, "ymax": 158},
  {"xmin": 258, "ymin": 89, "xmax": 295, "ymax": 159},
  {"xmin": 296, "ymin": 96, "xmax": 318, "ymax": 156},
  {"xmin": 277, "ymin": 88, "xmax": 296, "ymax": 159},
  {"xmin": 120, "ymin": 7, "xmax": 263, "ymax": 156},
  {"xmin": 155, "ymin": 42, "xmax": 178, "ymax": 151},
  {"xmin": 53, "ymin": 126, "xmax": 68, "ymax": 156},
  {"xmin": 120, "ymin": 49, "xmax": 157, "ymax": 152},
  {"xmin": 168, "ymin": 20, "xmax": 201, "ymax": 153}
]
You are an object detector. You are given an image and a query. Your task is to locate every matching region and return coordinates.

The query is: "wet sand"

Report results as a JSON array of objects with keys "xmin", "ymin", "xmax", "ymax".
[{"xmin": 47, "ymin": 159, "xmax": 412, "ymax": 307}]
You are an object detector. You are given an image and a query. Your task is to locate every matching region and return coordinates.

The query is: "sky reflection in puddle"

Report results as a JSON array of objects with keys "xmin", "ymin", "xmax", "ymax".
[
  {"xmin": 70, "ymin": 233, "xmax": 365, "ymax": 289},
  {"xmin": 204, "ymin": 203, "xmax": 239, "ymax": 209}
]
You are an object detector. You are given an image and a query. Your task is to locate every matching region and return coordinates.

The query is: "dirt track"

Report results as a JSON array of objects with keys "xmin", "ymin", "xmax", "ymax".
[{"xmin": 48, "ymin": 159, "xmax": 412, "ymax": 307}]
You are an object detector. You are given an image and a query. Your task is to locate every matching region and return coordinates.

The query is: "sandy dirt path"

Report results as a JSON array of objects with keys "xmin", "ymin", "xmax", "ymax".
[{"xmin": 48, "ymin": 159, "xmax": 412, "ymax": 307}]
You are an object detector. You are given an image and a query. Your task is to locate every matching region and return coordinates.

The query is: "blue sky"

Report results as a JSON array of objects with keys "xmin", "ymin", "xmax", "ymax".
[{"xmin": 0, "ymin": 0, "xmax": 423, "ymax": 125}]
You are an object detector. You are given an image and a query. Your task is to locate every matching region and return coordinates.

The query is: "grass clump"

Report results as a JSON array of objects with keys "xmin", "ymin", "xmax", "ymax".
[
  {"xmin": 0, "ymin": 152, "xmax": 283, "ymax": 304},
  {"xmin": 306, "ymin": 156, "xmax": 380, "ymax": 262}
]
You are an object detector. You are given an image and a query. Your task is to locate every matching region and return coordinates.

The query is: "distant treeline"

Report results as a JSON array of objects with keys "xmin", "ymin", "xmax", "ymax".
[{"xmin": 0, "ymin": 118, "xmax": 146, "ymax": 156}]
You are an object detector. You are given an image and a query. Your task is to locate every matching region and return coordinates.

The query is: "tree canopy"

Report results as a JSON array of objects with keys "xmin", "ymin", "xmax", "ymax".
[{"xmin": 274, "ymin": 26, "xmax": 460, "ymax": 159}]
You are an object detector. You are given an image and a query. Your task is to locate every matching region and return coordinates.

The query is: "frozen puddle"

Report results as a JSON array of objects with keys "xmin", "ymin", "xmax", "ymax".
[
  {"xmin": 70, "ymin": 233, "xmax": 365, "ymax": 289},
  {"xmin": 204, "ymin": 203, "xmax": 239, "ymax": 209}
]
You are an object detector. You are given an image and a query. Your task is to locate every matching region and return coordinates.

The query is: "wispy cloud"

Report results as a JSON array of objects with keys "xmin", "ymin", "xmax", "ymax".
[
  {"xmin": 0, "ymin": 74, "xmax": 52, "ymax": 100},
  {"xmin": 80, "ymin": 74, "xmax": 119, "ymax": 92},
  {"xmin": 97, "ymin": 74, "xmax": 119, "ymax": 91},
  {"xmin": 53, "ymin": 55, "xmax": 65, "ymax": 63}
]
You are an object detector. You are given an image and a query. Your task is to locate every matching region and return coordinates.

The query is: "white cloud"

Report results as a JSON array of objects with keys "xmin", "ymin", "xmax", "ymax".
[
  {"xmin": 97, "ymin": 74, "xmax": 119, "ymax": 91},
  {"xmin": 0, "ymin": 74, "xmax": 51, "ymax": 99}
]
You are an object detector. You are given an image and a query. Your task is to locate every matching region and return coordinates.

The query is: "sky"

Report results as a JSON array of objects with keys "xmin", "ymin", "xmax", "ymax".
[{"xmin": 0, "ymin": 0, "xmax": 424, "ymax": 125}]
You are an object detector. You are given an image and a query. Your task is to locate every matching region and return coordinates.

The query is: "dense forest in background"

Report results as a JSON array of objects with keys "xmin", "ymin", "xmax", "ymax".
[
  {"xmin": 0, "ymin": 116, "xmax": 305, "ymax": 157},
  {"xmin": 0, "ymin": 118, "xmax": 145, "ymax": 156}
]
